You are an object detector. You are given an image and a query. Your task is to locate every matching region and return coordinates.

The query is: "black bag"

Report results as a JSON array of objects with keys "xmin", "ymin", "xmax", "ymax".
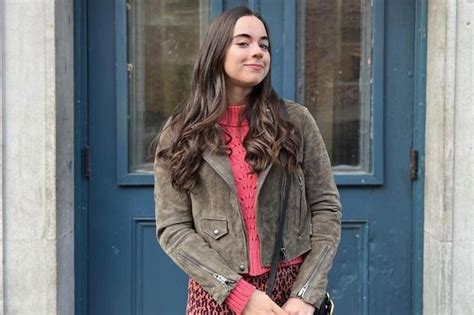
[
  {"xmin": 266, "ymin": 171, "xmax": 334, "ymax": 315},
  {"xmin": 315, "ymin": 292, "xmax": 334, "ymax": 315}
]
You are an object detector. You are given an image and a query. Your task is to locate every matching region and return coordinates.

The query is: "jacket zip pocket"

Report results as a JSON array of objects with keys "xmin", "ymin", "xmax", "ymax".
[
  {"xmin": 297, "ymin": 175, "xmax": 311, "ymax": 236},
  {"xmin": 178, "ymin": 250, "xmax": 236, "ymax": 292},
  {"xmin": 297, "ymin": 244, "xmax": 332, "ymax": 298},
  {"xmin": 297, "ymin": 175, "xmax": 304, "ymax": 228}
]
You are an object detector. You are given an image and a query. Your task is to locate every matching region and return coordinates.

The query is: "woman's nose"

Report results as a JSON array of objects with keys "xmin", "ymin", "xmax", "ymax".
[{"xmin": 252, "ymin": 44, "xmax": 264, "ymax": 58}]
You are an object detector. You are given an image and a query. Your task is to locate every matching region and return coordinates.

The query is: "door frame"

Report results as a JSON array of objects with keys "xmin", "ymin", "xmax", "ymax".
[
  {"xmin": 411, "ymin": 1, "xmax": 427, "ymax": 314},
  {"xmin": 74, "ymin": 0, "xmax": 89, "ymax": 313},
  {"xmin": 73, "ymin": 0, "xmax": 427, "ymax": 313}
]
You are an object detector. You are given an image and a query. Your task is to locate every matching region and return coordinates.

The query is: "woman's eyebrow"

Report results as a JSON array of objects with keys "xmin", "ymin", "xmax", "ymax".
[{"xmin": 233, "ymin": 33, "xmax": 269, "ymax": 42}]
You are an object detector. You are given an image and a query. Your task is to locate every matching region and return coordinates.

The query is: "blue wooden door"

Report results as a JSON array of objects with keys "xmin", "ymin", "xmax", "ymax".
[{"xmin": 80, "ymin": 0, "xmax": 422, "ymax": 314}]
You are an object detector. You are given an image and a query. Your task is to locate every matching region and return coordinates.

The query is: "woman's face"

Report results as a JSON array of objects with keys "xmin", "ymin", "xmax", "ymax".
[{"xmin": 223, "ymin": 15, "xmax": 271, "ymax": 93}]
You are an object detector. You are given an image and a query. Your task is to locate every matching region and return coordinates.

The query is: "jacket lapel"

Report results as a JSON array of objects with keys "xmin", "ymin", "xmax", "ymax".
[
  {"xmin": 203, "ymin": 150, "xmax": 275, "ymax": 197},
  {"xmin": 202, "ymin": 151, "xmax": 237, "ymax": 193},
  {"xmin": 256, "ymin": 163, "xmax": 273, "ymax": 196}
]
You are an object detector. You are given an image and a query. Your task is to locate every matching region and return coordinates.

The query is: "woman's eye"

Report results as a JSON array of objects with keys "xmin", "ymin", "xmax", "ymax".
[
  {"xmin": 260, "ymin": 44, "xmax": 269, "ymax": 50},
  {"xmin": 237, "ymin": 42, "xmax": 249, "ymax": 47}
]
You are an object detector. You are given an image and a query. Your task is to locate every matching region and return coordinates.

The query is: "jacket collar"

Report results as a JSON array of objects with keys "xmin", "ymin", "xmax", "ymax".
[{"xmin": 202, "ymin": 150, "xmax": 273, "ymax": 195}]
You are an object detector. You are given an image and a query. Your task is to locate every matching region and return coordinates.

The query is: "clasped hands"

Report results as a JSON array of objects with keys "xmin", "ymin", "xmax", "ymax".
[{"xmin": 242, "ymin": 289, "xmax": 315, "ymax": 315}]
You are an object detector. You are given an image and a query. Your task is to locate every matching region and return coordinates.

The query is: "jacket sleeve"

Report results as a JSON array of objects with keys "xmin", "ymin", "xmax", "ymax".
[
  {"xmin": 153, "ymin": 131, "xmax": 243, "ymax": 305},
  {"xmin": 289, "ymin": 107, "xmax": 342, "ymax": 307}
]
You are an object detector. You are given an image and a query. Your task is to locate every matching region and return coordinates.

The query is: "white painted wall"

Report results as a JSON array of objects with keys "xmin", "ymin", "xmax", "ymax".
[{"xmin": 424, "ymin": 0, "xmax": 474, "ymax": 314}]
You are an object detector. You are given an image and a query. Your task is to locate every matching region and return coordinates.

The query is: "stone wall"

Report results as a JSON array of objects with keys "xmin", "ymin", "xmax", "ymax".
[
  {"xmin": 424, "ymin": 0, "xmax": 474, "ymax": 313},
  {"xmin": 0, "ymin": 1, "xmax": 74, "ymax": 313},
  {"xmin": 0, "ymin": 0, "xmax": 5, "ymax": 311},
  {"xmin": 1, "ymin": 0, "xmax": 473, "ymax": 314},
  {"xmin": 2, "ymin": 1, "xmax": 57, "ymax": 313}
]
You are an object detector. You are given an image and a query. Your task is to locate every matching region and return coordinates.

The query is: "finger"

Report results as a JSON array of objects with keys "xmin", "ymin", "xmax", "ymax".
[{"xmin": 272, "ymin": 305, "xmax": 289, "ymax": 315}]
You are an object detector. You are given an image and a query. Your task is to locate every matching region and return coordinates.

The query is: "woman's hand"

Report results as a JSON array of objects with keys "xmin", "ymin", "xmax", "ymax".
[
  {"xmin": 281, "ymin": 297, "xmax": 315, "ymax": 315},
  {"xmin": 242, "ymin": 290, "xmax": 288, "ymax": 315}
]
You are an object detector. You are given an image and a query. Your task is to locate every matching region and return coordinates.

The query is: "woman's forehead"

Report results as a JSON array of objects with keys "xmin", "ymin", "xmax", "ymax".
[{"xmin": 233, "ymin": 16, "xmax": 268, "ymax": 39}]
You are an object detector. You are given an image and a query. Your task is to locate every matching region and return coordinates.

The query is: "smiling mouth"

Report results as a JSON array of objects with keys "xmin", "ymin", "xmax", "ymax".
[{"xmin": 244, "ymin": 64, "xmax": 264, "ymax": 69}]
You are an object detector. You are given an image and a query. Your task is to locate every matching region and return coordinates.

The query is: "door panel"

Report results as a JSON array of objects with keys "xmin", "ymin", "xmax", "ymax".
[{"xmin": 85, "ymin": 0, "xmax": 416, "ymax": 314}]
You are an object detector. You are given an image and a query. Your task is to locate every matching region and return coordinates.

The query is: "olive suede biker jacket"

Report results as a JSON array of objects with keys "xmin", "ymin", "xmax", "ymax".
[{"xmin": 154, "ymin": 101, "xmax": 342, "ymax": 308}]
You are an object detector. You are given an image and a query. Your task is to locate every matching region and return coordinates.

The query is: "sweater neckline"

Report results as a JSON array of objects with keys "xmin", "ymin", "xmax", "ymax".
[{"xmin": 219, "ymin": 105, "xmax": 248, "ymax": 127}]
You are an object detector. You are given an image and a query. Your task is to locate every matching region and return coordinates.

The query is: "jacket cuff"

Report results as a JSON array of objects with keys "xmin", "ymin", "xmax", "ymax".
[{"xmin": 225, "ymin": 279, "xmax": 256, "ymax": 315}]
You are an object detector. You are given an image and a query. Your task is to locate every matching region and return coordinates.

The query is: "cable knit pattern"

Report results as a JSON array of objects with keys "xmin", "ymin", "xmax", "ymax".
[
  {"xmin": 219, "ymin": 105, "xmax": 304, "ymax": 314},
  {"xmin": 219, "ymin": 105, "xmax": 267, "ymax": 276},
  {"xmin": 224, "ymin": 278, "xmax": 256, "ymax": 314}
]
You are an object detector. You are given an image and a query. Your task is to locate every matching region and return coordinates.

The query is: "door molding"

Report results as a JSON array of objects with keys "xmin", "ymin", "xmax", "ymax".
[
  {"xmin": 74, "ymin": 0, "xmax": 89, "ymax": 313},
  {"xmin": 411, "ymin": 0, "xmax": 427, "ymax": 314}
]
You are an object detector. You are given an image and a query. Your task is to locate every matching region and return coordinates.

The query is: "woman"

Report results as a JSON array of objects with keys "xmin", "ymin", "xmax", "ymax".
[{"xmin": 154, "ymin": 6, "xmax": 341, "ymax": 315}]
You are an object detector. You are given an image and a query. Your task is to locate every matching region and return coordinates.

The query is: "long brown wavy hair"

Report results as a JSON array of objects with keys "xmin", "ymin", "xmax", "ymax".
[{"xmin": 155, "ymin": 6, "xmax": 300, "ymax": 192}]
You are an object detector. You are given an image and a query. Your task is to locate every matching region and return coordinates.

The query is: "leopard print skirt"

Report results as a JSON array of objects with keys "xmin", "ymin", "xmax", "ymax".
[{"xmin": 186, "ymin": 264, "xmax": 301, "ymax": 314}]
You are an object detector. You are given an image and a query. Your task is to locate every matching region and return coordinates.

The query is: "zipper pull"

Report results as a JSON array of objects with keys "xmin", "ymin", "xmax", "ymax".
[
  {"xmin": 213, "ymin": 274, "xmax": 236, "ymax": 291},
  {"xmin": 297, "ymin": 175, "xmax": 303, "ymax": 190},
  {"xmin": 280, "ymin": 247, "xmax": 287, "ymax": 260},
  {"xmin": 213, "ymin": 274, "xmax": 228, "ymax": 284},
  {"xmin": 297, "ymin": 283, "xmax": 309, "ymax": 298}
]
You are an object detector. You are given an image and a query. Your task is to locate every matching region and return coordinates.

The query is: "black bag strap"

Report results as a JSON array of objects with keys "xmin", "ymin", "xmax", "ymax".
[
  {"xmin": 265, "ymin": 100, "xmax": 334, "ymax": 315},
  {"xmin": 266, "ymin": 99, "xmax": 291, "ymax": 297},
  {"xmin": 266, "ymin": 171, "xmax": 291, "ymax": 297}
]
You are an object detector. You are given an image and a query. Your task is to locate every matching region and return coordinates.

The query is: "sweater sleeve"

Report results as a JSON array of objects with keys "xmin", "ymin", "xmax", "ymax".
[{"xmin": 224, "ymin": 279, "xmax": 256, "ymax": 315}]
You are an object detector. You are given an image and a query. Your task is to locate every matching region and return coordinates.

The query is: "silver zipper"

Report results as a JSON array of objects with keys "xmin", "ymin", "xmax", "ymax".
[
  {"xmin": 297, "ymin": 175, "xmax": 310, "ymax": 233},
  {"xmin": 297, "ymin": 244, "xmax": 332, "ymax": 298},
  {"xmin": 178, "ymin": 250, "xmax": 236, "ymax": 291},
  {"xmin": 297, "ymin": 175, "xmax": 304, "ymax": 191},
  {"xmin": 298, "ymin": 175, "xmax": 304, "ymax": 225}
]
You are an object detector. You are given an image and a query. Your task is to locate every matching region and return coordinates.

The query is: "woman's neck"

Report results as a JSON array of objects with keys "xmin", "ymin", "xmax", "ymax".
[{"xmin": 226, "ymin": 85, "xmax": 251, "ymax": 106}]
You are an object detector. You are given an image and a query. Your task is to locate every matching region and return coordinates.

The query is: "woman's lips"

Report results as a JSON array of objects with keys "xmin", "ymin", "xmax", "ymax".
[{"xmin": 244, "ymin": 64, "xmax": 264, "ymax": 70}]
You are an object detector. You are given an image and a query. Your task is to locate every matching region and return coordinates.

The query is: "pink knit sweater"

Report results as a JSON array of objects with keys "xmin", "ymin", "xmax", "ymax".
[{"xmin": 219, "ymin": 105, "xmax": 303, "ymax": 314}]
